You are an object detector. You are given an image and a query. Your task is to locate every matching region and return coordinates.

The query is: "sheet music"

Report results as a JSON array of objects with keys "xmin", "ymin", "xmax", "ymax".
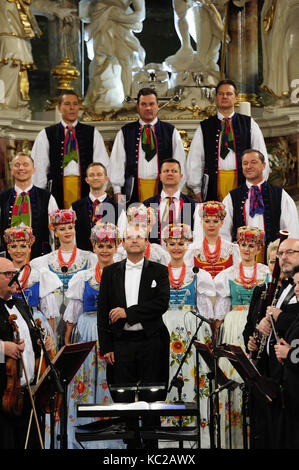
[{"xmin": 77, "ymin": 401, "xmax": 188, "ymax": 412}]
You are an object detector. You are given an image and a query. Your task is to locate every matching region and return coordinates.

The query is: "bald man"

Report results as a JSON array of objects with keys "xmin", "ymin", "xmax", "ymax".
[{"xmin": 0, "ymin": 258, "xmax": 43, "ymax": 449}]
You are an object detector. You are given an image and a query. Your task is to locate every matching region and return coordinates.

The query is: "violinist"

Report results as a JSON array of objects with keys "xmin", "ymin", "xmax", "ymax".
[{"xmin": 0, "ymin": 258, "xmax": 41, "ymax": 449}]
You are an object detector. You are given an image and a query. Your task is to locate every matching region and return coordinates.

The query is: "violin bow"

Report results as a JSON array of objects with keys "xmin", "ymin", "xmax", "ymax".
[
  {"xmin": 25, "ymin": 318, "xmax": 45, "ymax": 450},
  {"xmin": 8, "ymin": 315, "xmax": 44, "ymax": 450}
]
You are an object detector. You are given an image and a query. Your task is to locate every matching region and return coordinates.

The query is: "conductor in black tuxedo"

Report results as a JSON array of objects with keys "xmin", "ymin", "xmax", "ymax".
[
  {"xmin": 71, "ymin": 162, "xmax": 126, "ymax": 251},
  {"xmin": 97, "ymin": 224, "xmax": 170, "ymax": 446},
  {"xmin": 98, "ymin": 223, "xmax": 170, "ymax": 393}
]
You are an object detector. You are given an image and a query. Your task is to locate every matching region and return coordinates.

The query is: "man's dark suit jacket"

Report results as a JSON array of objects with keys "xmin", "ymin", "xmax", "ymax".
[
  {"xmin": 97, "ymin": 258, "xmax": 170, "ymax": 395},
  {"xmin": 97, "ymin": 258, "xmax": 170, "ymax": 355},
  {"xmin": 72, "ymin": 195, "xmax": 120, "ymax": 251},
  {"xmin": 143, "ymin": 192, "xmax": 197, "ymax": 244},
  {"xmin": 0, "ymin": 186, "xmax": 52, "ymax": 259}
]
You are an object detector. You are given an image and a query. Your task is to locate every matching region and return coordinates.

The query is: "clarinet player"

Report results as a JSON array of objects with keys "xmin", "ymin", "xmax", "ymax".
[{"xmin": 245, "ymin": 238, "xmax": 299, "ymax": 448}]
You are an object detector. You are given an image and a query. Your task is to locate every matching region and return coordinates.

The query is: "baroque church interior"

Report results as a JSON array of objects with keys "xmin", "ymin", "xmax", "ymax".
[{"xmin": 0, "ymin": 0, "xmax": 298, "ymax": 201}]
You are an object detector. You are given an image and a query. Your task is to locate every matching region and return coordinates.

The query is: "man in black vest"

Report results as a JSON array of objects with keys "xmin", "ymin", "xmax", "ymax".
[
  {"xmin": 143, "ymin": 158, "xmax": 198, "ymax": 245},
  {"xmin": 31, "ymin": 90, "xmax": 110, "ymax": 209},
  {"xmin": 108, "ymin": 87, "xmax": 186, "ymax": 205},
  {"xmin": 71, "ymin": 162, "xmax": 126, "ymax": 251},
  {"xmin": 220, "ymin": 149, "xmax": 299, "ymax": 257},
  {"xmin": 0, "ymin": 152, "xmax": 58, "ymax": 259},
  {"xmin": 186, "ymin": 79, "xmax": 269, "ymax": 202}
]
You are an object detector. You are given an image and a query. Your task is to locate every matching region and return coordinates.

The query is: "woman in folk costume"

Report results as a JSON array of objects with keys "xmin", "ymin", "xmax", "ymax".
[
  {"xmin": 186, "ymin": 201, "xmax": 240, "ymax": 276},
  {"xmin": 63, "ymin": 222, "xmax": 125, "ymax": 449},
  {"xmin": 30, "ymin": 209, "xmax": 97, "ymax": 348},
  {"xmin": 161, "ymin": 223, "xmax": 215, "ymax": 448},
  {"xmin": 214, "ymin": 226, "xmax": 270, "ymax": 449},
  {"xmin": 116, "ymin": 203, "xmax": 170, "ymax": 265},
  {"xmin": 4, "ymin": 224, "xmax": 59, "ymax": 358}
]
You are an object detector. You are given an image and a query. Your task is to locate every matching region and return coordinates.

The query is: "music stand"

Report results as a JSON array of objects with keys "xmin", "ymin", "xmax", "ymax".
[
  {"xmin": 32, "ymin": 340, "xmax": 96, "ymax": 450},
  {"xmin": 109, "ymin": 383, "xmax": 167, "ymax": 448},
  {"xmin": 194, "ymin": 341, "xmax": 237, "ymax": 449},
  {"xmin": 215, "ymin": 344, "xmax": 277, "ymax": 449},
  {"xmin": 109, "ymin": 383, "xmax": 167, "ymax": 403}
]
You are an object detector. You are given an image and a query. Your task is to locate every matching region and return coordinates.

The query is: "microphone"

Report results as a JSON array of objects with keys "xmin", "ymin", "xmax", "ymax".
[
  {"xmin": 189, "ymin": 309, "xmax": 212, "ymax": 325},
  {"xmin": 8, "ymin": 264, "xmax": 26, "ymax": 286},
  {"xmin": 210, "ymin": 379, "xmax": 238, "ymax": 396},
  {"xmin": 191, "ymin": 265, "xmax": 212, "ymax": 324}
]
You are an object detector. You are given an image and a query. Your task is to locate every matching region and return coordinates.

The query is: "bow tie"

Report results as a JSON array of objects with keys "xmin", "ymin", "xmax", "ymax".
[
  {"xmin": 0, "ymin": 298, "xmax": 15, "ymax": 309},
  {"xmin": 126, "ymin": 263, "xmax": 143, "ymax": 271},
  {"xmin": 249, "ymin": 185, "xmax": 264, "ymax": 217},
  {"xmin": 281, "ymin": 278, "xmax": 293, "ymax": 288}
]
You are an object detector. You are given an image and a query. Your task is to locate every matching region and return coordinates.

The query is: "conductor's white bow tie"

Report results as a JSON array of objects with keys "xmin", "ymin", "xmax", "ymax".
[{"xmin": 126, "ymin": 262, "xmax": 143, "ymax": 270}]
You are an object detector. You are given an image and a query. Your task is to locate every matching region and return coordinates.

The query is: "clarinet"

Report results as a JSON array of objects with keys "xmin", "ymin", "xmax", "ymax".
[{"xmin": 250, "ymin": 230, "xmax": 289, "ymax": 363}]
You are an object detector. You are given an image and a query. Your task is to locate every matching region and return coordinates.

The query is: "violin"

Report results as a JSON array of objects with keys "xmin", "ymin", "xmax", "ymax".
[
  {"xmin": 3, "ymin": 314, "xmax": 44, "ymax": 448},
  {"xmin": 2, "ymin": 314, "xmax": 24, "ymax": 416}
]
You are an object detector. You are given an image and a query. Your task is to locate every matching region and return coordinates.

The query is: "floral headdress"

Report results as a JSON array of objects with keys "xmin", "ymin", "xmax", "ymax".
[
  {"xmin": 49, "ymin": 209, "xmax": 76, "ymax": 230},
  {"xmin": 162, "ymin": 223, "xmax": 193, "ymax": 243},
  {"xmin": 90, "ymin": 222, "xmax": 121, "ymax": 246},
  {"xmin": 126, "ymin": 204, "xmax": 155, "ymax": 226},
  {"xmin": 237, "ymin": 226, "xmax": 265, "ymax": 246},
  {"xmin": 198, "ymin": 201, "xmax": 226, "ymax": 220},
  {"xmin": 4, "ymin": 224, "xmax": 35, "ymax": 246}
]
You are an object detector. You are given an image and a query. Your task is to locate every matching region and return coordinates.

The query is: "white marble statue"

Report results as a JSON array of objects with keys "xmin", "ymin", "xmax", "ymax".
[
  {"xmin": 80, "ymin": 0, "xmax": 145, "ymax": 112},
  {"xmin": 0, "ymin": 0, "xmax": 76, "ymax": 117},
  {"xmin": 165, "ymin": 0, "xmax": 248, "ymax": 84},
  {"xmin": 261, "ymin": 0, "xmax": 299, "ymax": 101}
]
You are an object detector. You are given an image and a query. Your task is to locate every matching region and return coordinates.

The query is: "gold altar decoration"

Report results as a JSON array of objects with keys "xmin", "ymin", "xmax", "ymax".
[
  {"xmin": 82, "ymin": 102, "xmax": 217, "ymax": 122},
  {"xmin": 267, "ymin": 136, "xmax": 297, "ymax": 187},
  {"xmin": 45, "ymin": 57, "xmax": 81, "ymax": 110},
  {"xmin": 238, "ymin": 93, "xmax": 262, "ymax": 107}
]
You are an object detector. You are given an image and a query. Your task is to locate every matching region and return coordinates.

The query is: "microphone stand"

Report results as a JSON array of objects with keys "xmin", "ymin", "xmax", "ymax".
[
  {"xmin": 167, "ymin": 314, "xmax": 205, "ymax": 449},
  {"xmin": 13, "ymin": 268, "xmax": 64, "ymax": 450},
  {"xmin": 58, "ymin": 265, "xmax": 68, "ymax": 350},
  {"xmin": 167, "ymin": 268, "xmax": 211, "ymax": 450}
]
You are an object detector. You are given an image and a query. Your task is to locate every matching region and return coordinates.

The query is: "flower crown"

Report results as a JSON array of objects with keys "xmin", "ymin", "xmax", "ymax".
[
  {"xmin": 4, "ymin": 224, "xmax": 35, "ymax": 246},
  {"xmin": 162, "ymin": 223, "xmax": 193, "ymax": 243},
  {"xmin": 126, "ymin": 204, "xmax": 155, "ymax": 225},
  {"xmin": 90, "ymin": 222, "xmax": 121, "ymax": 246},
  {"xmin": 49, "ymin": 209, "xmax": 76, "ymax": 230},
  {"xmin": 198, "ymin": 201, "xmax": 226, "ymax": 220},
  {"xmin": 237, "ymin": 226, "xmax": 265, "ymax": 246}
]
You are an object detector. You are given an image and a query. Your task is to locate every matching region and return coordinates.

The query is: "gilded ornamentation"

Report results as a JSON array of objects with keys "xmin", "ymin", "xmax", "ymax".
[
  {"xmin": 267, "ymin": 137, "xmax": 296, "ymax": 187},
  {"xmin": 7, "ymin": 0, "xmax": 42, "ymax": 39},
  {"xmin": 263, "ymin": 0, "xmax": 277, "ymax": 33},
  {"xmin": 82, "ymin": 102, "xmax": 217, "ymax": 122},
  {"xmin": 46, "ymin": 57, "xmax": 81, "ymax": 110}
]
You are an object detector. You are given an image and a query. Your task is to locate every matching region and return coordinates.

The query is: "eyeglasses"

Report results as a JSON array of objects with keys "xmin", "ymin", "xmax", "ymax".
[
  {"xmin": 0, "ymin": 271, "xmax": 18, "ymax": 278},
  {"xmin": 277, "ymin": 250, "xmax": 299, "ymax": 258}
]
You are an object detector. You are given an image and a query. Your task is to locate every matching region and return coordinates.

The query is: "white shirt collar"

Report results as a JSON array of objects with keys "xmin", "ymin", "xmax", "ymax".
[
  {"xmin": 89, "ymin": 192, "xmax": 107, "ymax": 203},
  {"xmin": 126, "ymin": 258, "xmax": 145, "ymax": 269},
  {"xmin": 139, "ymin": 117, "xmax": 158, "ymax": 127},
  {"xmin": 15, "ymin": 184, "xmax": 33, "ymax": 194},
  {"xmin": 160, "ymin": 189, "xmax": 180, "ymax": 201},
  {"xmin": 246, "ymin": 179, "xmax": 265, "ymax": 189},
  {"xmin": 61, "ymin": 119, "xmax": 78, "ymax": 128},
  {"xmin": 217, "ymin": 111, "xmax": 235, "ymax": 120}
]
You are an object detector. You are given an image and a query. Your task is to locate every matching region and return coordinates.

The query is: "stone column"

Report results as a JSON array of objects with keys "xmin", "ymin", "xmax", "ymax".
[{"xmin": 226, "ymin": 0, "xmax": 260, "ymax": 105}]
